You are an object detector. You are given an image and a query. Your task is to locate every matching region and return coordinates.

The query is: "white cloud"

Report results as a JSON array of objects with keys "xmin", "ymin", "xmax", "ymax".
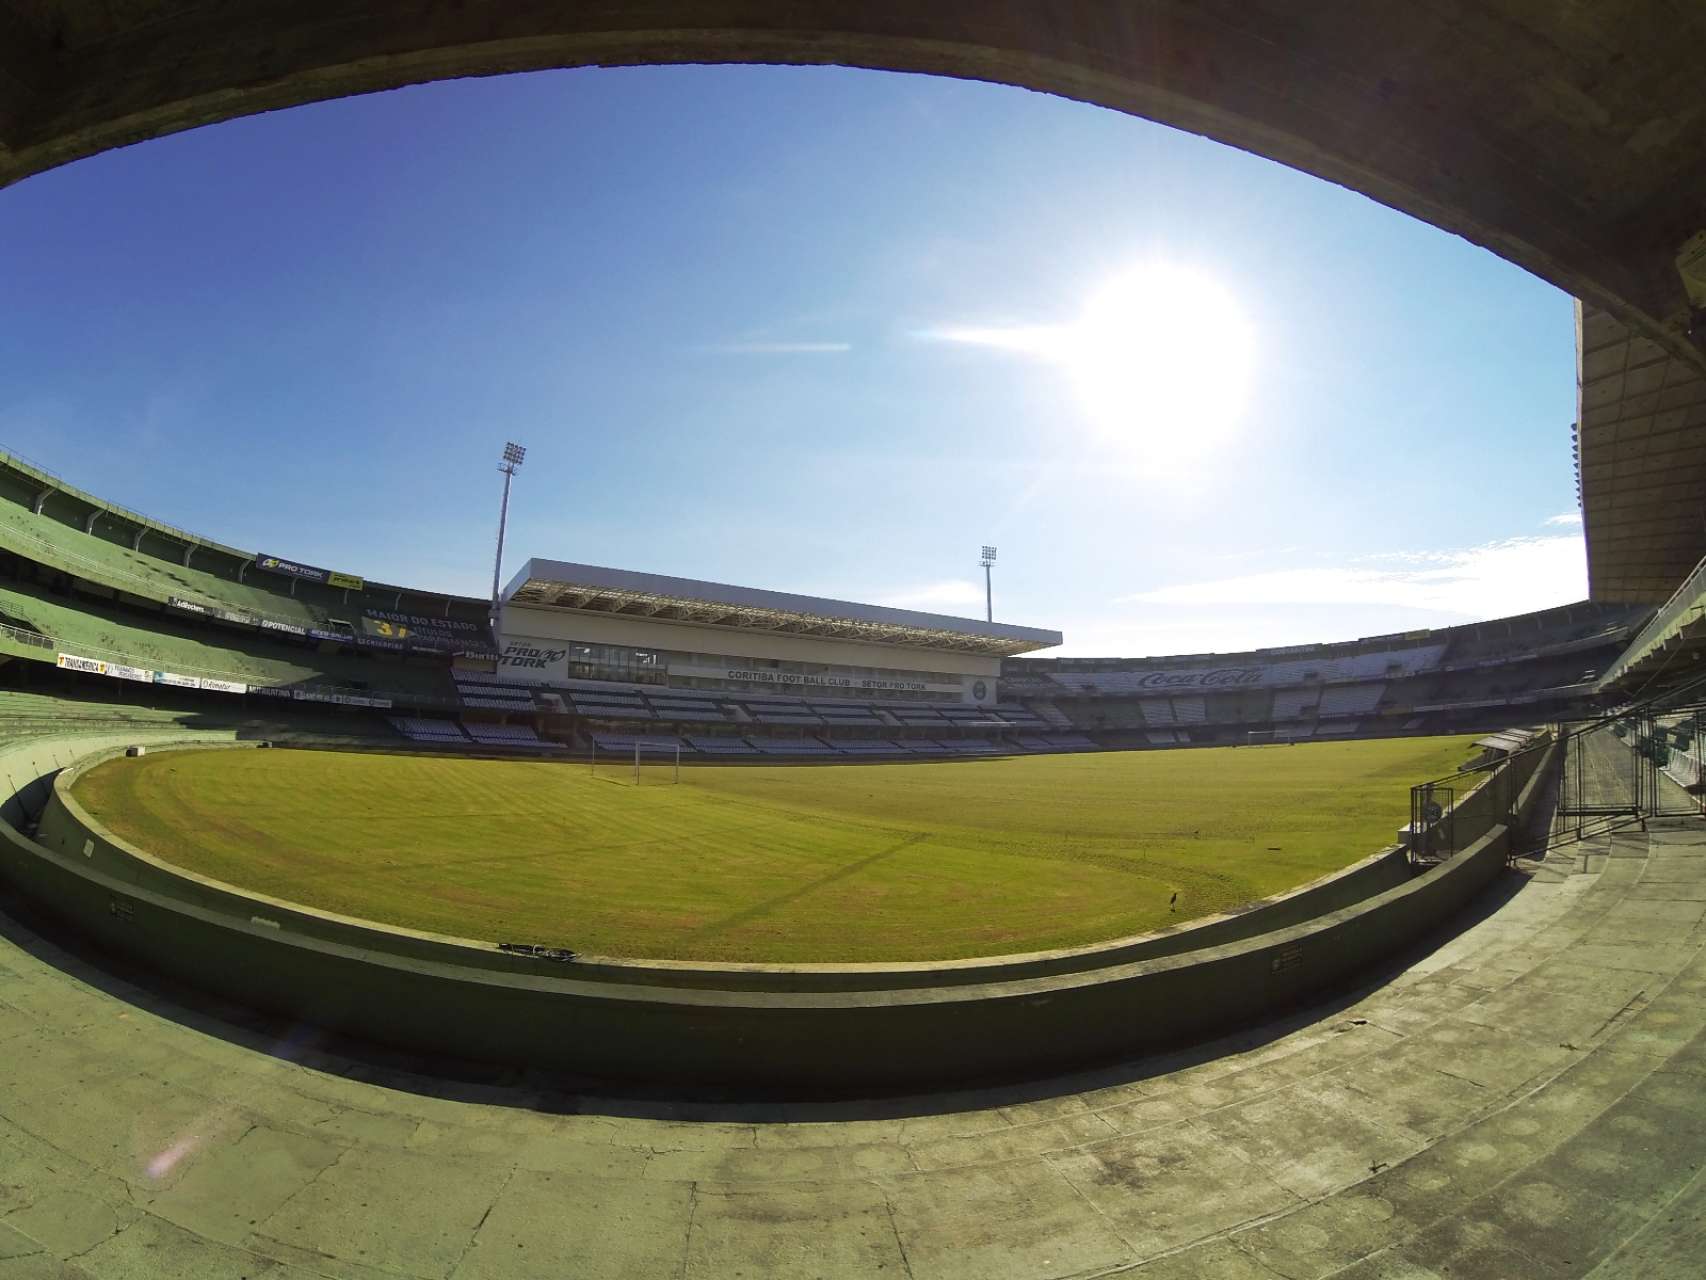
[
  {"xmin": 1544, "ymin": 511, "xmax": 1583, "ymax": 526},
  {"xmin": 871, "ymin": 579, "xmax": 985, "ymax": 612},
  {"xmin": 911, "ymin": 326, "xmax": 1064, "ymax": 357},
  {"xmin": 1216, "ymin": 544, "xmax": 1301, "ymax": 561},
  {"xmin": 697, "ymin": 341, "xmax": 851, "ymax": 354},
  {"xmin": 1120, "ymin": 535, "xmax": 1588, "ymax": 621}
]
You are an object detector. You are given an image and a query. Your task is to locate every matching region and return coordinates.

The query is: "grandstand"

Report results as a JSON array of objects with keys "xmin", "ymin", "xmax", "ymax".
[
  {"xmin": 0, "ymin": 685, "xmax": 398, "ymax": 749},
  {"xmin": 0, "ymin": 449, "xmax": 493, "ymax": 650},
  {"xmin": 1006, "ymin": 601, "xmax": 1649, "ymax": 748},
  {"xmin": 3, "ymin": 11, "xmax": 1703, "ymax": 1274},
  {"xmin": 389, "ymin": 716, "xmax": 468, "ymax": 744},
  {"xmin": 464, "ymin": 720, "xmax": 557, "ymax": 748},
  {"xmin": 0, "ymin": 450, "xmax": 487, "ymax": 721},
  {"xmin": 0, "ymin": 449, "xmax": 1655, "ymax": 762},
  {"xmin": 0, "ymin": 578, "xmax": 452, "ymax": 698}
]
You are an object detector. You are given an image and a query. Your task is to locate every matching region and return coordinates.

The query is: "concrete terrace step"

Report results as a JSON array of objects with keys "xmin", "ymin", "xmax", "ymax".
[{"xmin": 0, "ymin": 815, "xmax": 1702, "ymax": 1277}]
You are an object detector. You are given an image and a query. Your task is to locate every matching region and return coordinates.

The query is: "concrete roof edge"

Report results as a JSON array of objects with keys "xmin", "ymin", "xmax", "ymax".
[{"xmin": 500, "ymin": 558, "xmax": 1063, "ymax": 649}]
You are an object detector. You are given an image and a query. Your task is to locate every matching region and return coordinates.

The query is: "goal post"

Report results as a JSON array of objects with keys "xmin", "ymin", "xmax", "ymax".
[
  {"xmin": 589, "ymin": 740, "xmax": 682, "ymax": 785},
  {"xmin": 630, "ymin": 743, "xmax": 681, "ymax": 786}
]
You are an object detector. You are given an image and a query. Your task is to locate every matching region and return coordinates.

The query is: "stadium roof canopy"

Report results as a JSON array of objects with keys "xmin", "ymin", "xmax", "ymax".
[
  {"xmin": 1594, "ymin": 555, "xmax": 1706, "ymax": 698},
  {"xmin": 502, "ymin": 559, "xmax": 1062, "ymax": 657},
  {"xmin": 1576, "ymin": 304, "xmax": 1706, "ymax": 603},
  {"xmin": 5, "ymin": 4, "xmax": 1706, "ymax": 605}
]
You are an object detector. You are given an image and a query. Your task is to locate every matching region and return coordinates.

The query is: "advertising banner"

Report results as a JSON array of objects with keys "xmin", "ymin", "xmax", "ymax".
[
  {"xmin": 327, "ymin": 693, "xmax": 393, "ymax": 709},
  {"xmin": 362, "ymin": 610, "xmax": 486, "ymax": 651},
  {"xmin": 168, "ymin": 598, "xmax": 256, "ymax": 628},
  {"xmin": 198, "ymin": 678, "xmax": 247, "ymax": 694},
  {"xmin": 254, "ymin": 554, "xmax": 327, "ymax": 584},
  {"xmin": 1126, "ymin": 667, "xmax": 1265, "ymax": 690},
  {"xmin": 292, "ymin": 689, "xmax": 335, "ymax": 703},
  {"xmin": 56, "ymin": 653, "xmax": 106, "ymax": 676},
  {"xmin": 496, "ymin": 636, "xmax": 570, "ymax": 685},
  {"xmin": 107, "ymin": 663, "xmax": 154, "ymax": 683},
  {"xmin": 251, "ymin": 685, "xmax": 292, "ymax": 698},
  {"xmin": 154, "ymin": 672, "xmax": 200, "ymax": 689},
  {"xmin": 255, "ymin": 555, "xmax": 364, "ymax": 591},
  {"xmin": 365, "ymin": 609, "xmax": 482, "ymax": 635},
  {"xmin": 666, "ymin": 660, "xmax": 956, "ymax": 696},
  {"xmin": 259, "ymin": 618, "xmax": 308, "ymax": 638}
]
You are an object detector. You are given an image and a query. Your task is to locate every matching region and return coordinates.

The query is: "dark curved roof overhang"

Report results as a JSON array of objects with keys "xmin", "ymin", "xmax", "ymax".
[
  {"xmin": 4, "ymin": 3, "xmax": 1706, "ymax": 598},
  {"xmin": 1577, "ymin": 302, "xmax": 1706, "ymax": 603}
]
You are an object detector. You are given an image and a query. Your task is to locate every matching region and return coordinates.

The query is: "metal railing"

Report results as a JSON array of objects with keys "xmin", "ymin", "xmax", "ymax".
[
  {"xmin": 0, "ymin": 619, "xmax": 53, "ymax": 653},
  {"xmin": 1543, "ymin": 667, "xmax": 1706, "ymax": 847},
  {"xmin": 1406, "ymin": 732, "xmax": 1547, "ymax": 864},
  {"xmin": 0, "ymin": 446, "xmax": 228, "ymax": 555},
  {"xmin": 1597, "ymin": 547, "xmax": 1706, "ymax": 689},
  {"xmin": 0, "ymin": 516, "xmax": 294, "ymax": 621}
]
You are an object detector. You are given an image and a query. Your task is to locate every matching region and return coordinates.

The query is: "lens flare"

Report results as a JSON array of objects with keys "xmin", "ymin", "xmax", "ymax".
[{"xmin": 1064, "ymin": 263, "xmax": 1255, "ymax": 459}]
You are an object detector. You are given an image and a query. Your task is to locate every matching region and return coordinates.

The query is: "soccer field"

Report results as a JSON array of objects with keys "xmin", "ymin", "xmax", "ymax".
[{"xmin": 71, "ymin": 735, "xmax": 1479, "ymax": 963}]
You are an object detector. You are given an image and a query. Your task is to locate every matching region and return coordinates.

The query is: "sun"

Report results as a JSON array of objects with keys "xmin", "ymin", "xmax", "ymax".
[{"xmin": 1063, "ymin": 263, "xmax": 1256, "ymax": 458}]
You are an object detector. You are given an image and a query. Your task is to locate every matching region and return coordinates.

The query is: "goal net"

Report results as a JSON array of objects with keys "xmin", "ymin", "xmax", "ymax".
[
  {"xmin": 1245, "ymin": 728, "xmax": 1303, "ymax": 746},
  {"xmin": 589, "ymin": 741, "xmax": 681, "ymax": 785}
]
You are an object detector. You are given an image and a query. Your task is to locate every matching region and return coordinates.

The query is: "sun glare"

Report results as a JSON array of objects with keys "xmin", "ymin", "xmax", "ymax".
[{"xmin": 1064, "ymin": 263, "xmax": 1255, "ymax": 458}]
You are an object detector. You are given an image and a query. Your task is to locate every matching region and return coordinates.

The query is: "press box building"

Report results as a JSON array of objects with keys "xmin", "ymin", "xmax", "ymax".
[{"xmin": 496, "ymin": 560, "xmax": 1062, "ymax": 706}]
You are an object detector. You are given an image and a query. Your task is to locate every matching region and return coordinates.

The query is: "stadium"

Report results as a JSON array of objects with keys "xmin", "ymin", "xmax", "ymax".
[
  {"xmin": 0, "ymin": 445, "xmax": 1648, "ymax": 971},
  {"xmin": 3, "ymin": 5, "xmax": 1706, "ymax": 1279}
]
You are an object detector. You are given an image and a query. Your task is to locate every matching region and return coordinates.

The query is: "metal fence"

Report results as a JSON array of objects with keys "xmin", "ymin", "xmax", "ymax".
[
  {"xmin": 1407, "ymin": 732, "xmax": 1549, "ymax": 865},
  {"xmin": 1404, "ymin": 682, "xmax": 1706, "ymax": 862},
  {"xmin": 1549, "ymin": 685, "xmax": 1706, "ymax": 845},
  {"xmin": 0, "ymin": 446, "xmax": 217, "ymax": 554}
]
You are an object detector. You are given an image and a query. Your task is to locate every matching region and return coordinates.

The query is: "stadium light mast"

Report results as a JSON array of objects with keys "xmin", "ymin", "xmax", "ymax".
[
  {"xmin": 491, "ymin": 441, "xmax": 526, "ymax": 619},
  {"xmin": 980, "ymin": 545, "xmax": 997, "ymax": 622}
]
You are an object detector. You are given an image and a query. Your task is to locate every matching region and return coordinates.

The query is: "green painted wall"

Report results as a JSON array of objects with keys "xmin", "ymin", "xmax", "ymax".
[{"xmin": 0, "ymin": 733, "xmax": 1557, "ymax": 1088}]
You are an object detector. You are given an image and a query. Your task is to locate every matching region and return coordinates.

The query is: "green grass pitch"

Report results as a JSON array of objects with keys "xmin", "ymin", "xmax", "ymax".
[{"xmin": 72, "ymin": 735, "xmax": 1479, "ymax": 963}]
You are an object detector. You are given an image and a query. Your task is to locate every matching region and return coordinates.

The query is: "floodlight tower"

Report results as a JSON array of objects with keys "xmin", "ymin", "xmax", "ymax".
[
  {"xmin": 491, "ymin": 441, "xmax": 526, "ymax": 619},
  {"xmin": 980, "ymin": 545, "xmax": 997, "ymax": 622}
]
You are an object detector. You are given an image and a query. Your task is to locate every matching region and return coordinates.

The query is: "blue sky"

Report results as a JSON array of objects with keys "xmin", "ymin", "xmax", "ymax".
[{"xmin": 0, "ymin": 66, "xmax": 1585, "ymax": 656}]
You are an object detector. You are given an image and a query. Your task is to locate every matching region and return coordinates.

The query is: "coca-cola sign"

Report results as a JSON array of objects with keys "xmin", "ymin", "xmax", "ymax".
[{"xmin": 1134, "ymin": 667, "xmax": 1264, "ymax": 690}]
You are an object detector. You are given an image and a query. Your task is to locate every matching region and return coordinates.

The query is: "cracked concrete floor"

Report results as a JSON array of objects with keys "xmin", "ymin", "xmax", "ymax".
[{"xmin": 1, "ymin": 818, "xmax": 1704, "ymax": 1279}]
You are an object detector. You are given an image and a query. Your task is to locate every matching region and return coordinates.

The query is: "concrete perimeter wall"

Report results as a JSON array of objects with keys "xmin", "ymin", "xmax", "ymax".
[{"xmin": 0, "ymin": 733, "xmax": 1557, "ymax": 1088}]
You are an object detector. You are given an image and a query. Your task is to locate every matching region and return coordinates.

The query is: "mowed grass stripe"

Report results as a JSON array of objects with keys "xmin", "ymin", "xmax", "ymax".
[{"xmin": 72, "ymin": 735, "xmax": 1480, "ymax": 962}]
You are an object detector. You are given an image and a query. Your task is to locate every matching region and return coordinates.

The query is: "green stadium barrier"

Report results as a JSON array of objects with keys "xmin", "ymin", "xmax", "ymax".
[
  {"xmin": 0, "ymin": 455, "xmax": 491, "ymax": 651},
  {"xmin": 0, "ymin": 733, "xmax": 1557, "ymax": 1088},
  {"xmin": 0, "ymin": 580, "xmax": 458, "ymax": 706}
]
